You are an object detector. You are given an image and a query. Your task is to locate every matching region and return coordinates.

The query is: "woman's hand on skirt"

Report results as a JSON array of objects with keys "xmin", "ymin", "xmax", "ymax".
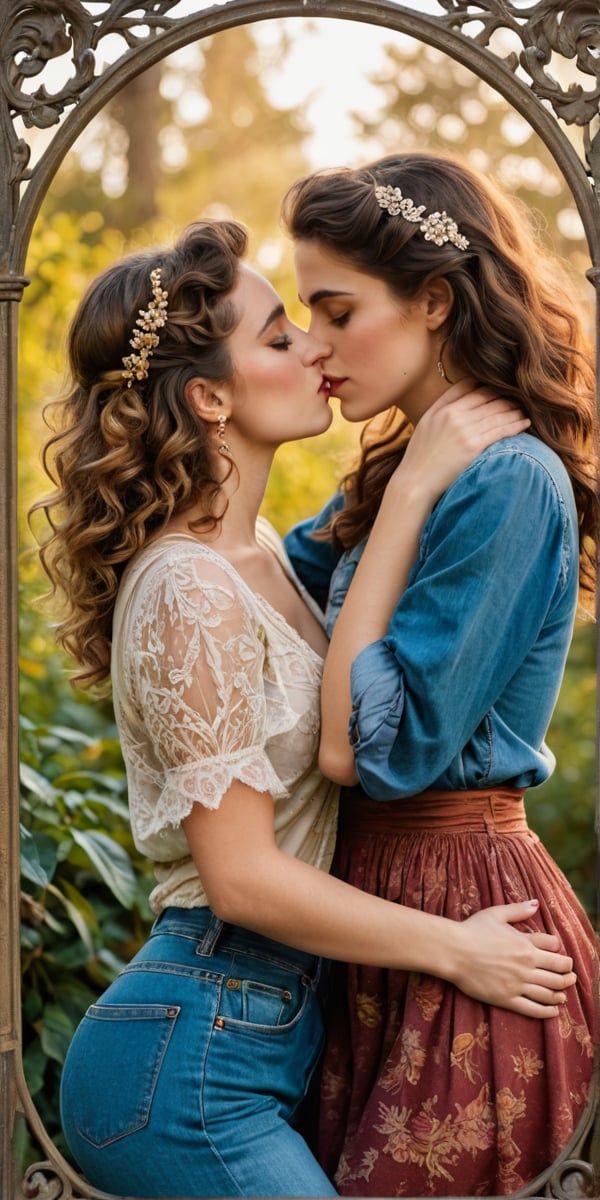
[{"xmin": 450, "ymin": 900, "xmax": 577, "ymax": 1017}]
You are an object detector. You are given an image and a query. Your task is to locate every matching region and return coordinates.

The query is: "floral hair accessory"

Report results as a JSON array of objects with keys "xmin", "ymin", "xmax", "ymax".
[
  {"xmin": 374, "ymin": 184, "xmax": 470, "ymax": 251},
  {"xmin": 121, "ymin": 267, "xmax": 169, "ymax": 386}
]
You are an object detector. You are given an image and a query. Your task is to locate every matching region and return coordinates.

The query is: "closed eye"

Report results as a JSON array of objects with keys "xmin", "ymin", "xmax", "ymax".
[
  {"xmin": 330, "ymin": 312, "xmax": 350, "ymax": 328},
  {"xmin": 270, "ymin": 334, "xmax": 293, "ymax": 350}
]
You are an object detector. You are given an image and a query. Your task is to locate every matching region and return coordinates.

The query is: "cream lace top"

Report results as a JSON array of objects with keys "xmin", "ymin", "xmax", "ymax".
[{"xmin": 111, "ymin": 517, "xmax": 339, "ymax": 913}]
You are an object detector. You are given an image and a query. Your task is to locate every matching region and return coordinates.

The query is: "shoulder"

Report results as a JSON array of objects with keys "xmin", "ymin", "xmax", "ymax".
[
  {"xmin": 116, "ymin": 536, "xmax": 256, "ymax": 633},
  {"xmin": 425, "ymin": 434, "xmax": 577, "ymax": 589},
  {"xmin": 466, "ymin": 434, "xmax": 574, "ymax": 507}
]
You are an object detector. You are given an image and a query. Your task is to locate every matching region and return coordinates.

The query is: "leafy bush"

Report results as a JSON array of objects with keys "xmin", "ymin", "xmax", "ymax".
[{"xmin": 19, "ymin": 590, "xmax": 154, "ymax": 1161}]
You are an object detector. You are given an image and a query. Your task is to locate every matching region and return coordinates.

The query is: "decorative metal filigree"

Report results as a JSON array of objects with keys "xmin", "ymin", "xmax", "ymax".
[
  {"xmin": 20, "ymin": 1159, "xmax": 117, "ymax": 1199},
  {"xmin": 437, "ymin": 0, "xmax": 600, "ymax": 178},
  {"xmin": 0, "ymin": 0, "xmax": 598, "ymax": 269}
]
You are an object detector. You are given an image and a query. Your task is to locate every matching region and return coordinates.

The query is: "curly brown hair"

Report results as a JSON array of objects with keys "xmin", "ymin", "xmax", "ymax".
[
  {"xmin": 31, "ymin": 219, "xmax": 248, "ymax": 688},
  {"xmin": 282, "ymin": 152, "xmax": 598, "ymax": 597}
]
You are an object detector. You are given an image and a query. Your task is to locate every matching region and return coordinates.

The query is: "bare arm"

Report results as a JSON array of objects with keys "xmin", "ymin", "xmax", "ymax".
[
  {"xmin": 319, "ymin": 384, "xmax": 530, "ymax": 783},
  {"xmin": 183, "ymin": 779, "xmax": 574, "ymax": 1020}
]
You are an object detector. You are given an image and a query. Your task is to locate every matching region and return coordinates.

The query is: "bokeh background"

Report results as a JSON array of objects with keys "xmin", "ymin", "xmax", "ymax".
[{"xmin": 17, "ymin": 15, "xmax": 596, "ymax": 1162}]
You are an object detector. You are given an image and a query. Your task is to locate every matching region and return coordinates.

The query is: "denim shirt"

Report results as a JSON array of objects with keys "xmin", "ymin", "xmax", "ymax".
[{"xmin": 284, "ymin": 434, "xmax": 579, "ymax": 801}]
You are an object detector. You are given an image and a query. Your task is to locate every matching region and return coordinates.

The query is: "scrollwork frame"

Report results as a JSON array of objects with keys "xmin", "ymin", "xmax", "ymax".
[{"xmin": 0, "ymin": 3, "xmax": 598, "ymax": 1197}]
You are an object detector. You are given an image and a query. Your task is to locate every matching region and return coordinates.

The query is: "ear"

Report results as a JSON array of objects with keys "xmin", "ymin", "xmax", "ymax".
[
  {"xmin": 184, "ymin": 377, "xmax": 232, "ymax": 423},
  {"xmin": 422, "ymin": 278, "xmax": 454, "ymax": 331}
]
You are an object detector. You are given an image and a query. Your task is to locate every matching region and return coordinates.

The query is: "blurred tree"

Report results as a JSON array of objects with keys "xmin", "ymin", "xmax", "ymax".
[
  {"xmin": 42, "ymin": 26, "xmax": 309, "ymax": 251},
  {"xmin": 354, "ymin": 39, "xmax": 592, "ymax": 297},
  {"xmin": 109, "ymin": 65, "xmax": 163, "ymax": 227}
]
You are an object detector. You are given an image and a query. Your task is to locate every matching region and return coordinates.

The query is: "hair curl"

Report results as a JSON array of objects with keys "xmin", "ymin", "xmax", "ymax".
[
  {"xmin": 282, "ymin": 152, "xmax": 598, "ymax": 598},
  {"xmin": 31, "ymin": 219, "xmax": 248, "ymax": 688}
]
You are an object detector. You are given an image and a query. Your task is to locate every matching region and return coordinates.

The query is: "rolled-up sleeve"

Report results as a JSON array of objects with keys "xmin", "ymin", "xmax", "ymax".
[{"xmin": 348, "ymin": 445, "xmax": 575, "ymax": 799}]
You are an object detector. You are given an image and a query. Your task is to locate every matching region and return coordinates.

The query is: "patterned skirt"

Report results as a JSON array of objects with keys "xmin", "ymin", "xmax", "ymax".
[{"xmin": 317, "ymin": 787, "xmax": 598, "ymax": 1197}]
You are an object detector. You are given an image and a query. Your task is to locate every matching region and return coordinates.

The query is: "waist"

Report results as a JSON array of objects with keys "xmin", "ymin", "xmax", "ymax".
[
  {"xmin": 338, "ymin": 787, "xmax": 528, "ymax": 836},
  {"xmin": 151, "ymin": 905, "xmax": 320, "ymax": 978}
]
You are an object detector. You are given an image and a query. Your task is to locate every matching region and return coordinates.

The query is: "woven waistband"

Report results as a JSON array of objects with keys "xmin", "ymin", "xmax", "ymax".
[{"xmin": 338, "ymin": 787, "xmax": 529, "ymax": 836}]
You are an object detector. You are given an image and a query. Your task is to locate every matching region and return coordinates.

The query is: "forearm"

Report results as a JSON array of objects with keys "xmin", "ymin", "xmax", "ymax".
[
  {"xmin": 210, "ymin": 839, "xmax": 462, "ymax": 978},
  {"xmin": 185, "ymin": 785, "xmax": 454, "ymax": 972},
  {"xmin": 320, "ymin": 477, "xmax": 431, "ymax": 781},
  {"xmin": 183, "ymin": 782, "xmax": 575, "ymax": 1017}
]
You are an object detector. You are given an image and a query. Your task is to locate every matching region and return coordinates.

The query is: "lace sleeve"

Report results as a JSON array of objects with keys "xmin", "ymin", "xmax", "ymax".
[{"xmin": 127, "ymin": 550, "xmax": 289, "ymax": 830}]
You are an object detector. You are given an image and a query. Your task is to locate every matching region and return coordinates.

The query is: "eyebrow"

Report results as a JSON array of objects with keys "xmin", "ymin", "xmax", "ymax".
[
  {"xmin": 257, "ymin": 302, "xmax": 285, "ymax": 337},
  {"xmin": 302, "ymin": 288, "xmax": 354, "ymax": 307}
]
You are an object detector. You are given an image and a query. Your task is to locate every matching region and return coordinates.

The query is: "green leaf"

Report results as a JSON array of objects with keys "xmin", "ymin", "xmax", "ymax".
[
  {"xmin": 22, "ymin": 1039, "xmax": 48, "ymax": 1097},
  {"xmin": 42, "ymin": 725, "xmax": 97, "ymax": 747},
  {"xmin": 20, "ymin": 762, "xmax": 56, "ymax": 802},
  {"xmin": 55, "ymin": 770, "xmax": 126, "ymax": 795},
  {"xmin": 20, "ymin": 827, "xmax": 49, "ymax": 888},
  {"xmin": 70, "ymin": 828, "xmax": 137, "ymax": 908},
  {"xmin": 39, "ymin": 1003, "xmax": 76, "ymax": 1065},
  {"xmin": 46, "ymin": 880, "xmax": 96, "ymax": 953}
]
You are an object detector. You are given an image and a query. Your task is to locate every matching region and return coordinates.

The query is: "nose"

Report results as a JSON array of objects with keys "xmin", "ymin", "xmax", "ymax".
[{"xmin": 301, "ymin": 327, "xmax": 331, "ymax": 365}]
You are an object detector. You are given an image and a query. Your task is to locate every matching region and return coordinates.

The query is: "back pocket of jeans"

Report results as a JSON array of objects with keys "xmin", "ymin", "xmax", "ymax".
[{"xmin": 61, "ymin": 1003, "xmax": 179, "ymax": 1148}]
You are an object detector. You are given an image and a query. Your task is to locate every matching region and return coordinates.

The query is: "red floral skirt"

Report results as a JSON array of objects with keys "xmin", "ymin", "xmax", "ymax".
[{"xmin": 318, "ymin": 787, "xmax": 598, "ymax": 1197}]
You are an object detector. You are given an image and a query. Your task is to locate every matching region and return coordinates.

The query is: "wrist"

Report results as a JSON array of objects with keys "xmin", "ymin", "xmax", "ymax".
[
  {"xmin": 428, "ymin": 916, "xmax": 466, "ymax": 985},
  {"xmin": 383, "ymin": 468, "xmax": 440, "ymax": 515}
]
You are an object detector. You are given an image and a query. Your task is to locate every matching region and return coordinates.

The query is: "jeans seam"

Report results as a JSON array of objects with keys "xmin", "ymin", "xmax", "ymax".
[
  {"xmin": 196, "ymin": 981, "xmax": 248, "ymax": 1199},
  {"xmin": 122, "ymin": 961, "xmax": 223, "ymax": 983}
]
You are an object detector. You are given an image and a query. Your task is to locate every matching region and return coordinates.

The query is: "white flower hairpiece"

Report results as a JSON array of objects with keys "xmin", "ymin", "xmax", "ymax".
[
  {"xmin": 121, "ymin": 267, "xmax": 169, "ymax": 387},
  {"xmin": 374, "ymin": 184, "xmax": 470, "ymax": 251}
]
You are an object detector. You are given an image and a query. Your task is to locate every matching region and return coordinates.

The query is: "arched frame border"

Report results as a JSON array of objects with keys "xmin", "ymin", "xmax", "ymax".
[{"xmin": 1, "ymin": 4, "xmax": 599, "ymax": 1197}]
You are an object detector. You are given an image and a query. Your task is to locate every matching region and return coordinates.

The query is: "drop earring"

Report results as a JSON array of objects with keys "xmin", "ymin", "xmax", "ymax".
[
  {"xmin": 217, "ymin": 413, "xmax": 232, "ymax": 456},
  {"xmin": 437, "ymin": 340, "xmax": 454, "ymax": 385}
]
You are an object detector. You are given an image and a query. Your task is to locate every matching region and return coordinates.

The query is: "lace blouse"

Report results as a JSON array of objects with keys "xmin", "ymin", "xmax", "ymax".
[{"xmin": 111, "ymin": 517, "xmax": 339, "ymax": 913}]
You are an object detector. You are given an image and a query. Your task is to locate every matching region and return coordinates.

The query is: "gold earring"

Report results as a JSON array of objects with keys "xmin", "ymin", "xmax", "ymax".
[
  {"xmin": 217, "ymin": 413, "xmax": 232, "ymax": 456},
  {"xmin": 437, "ymin": 341, "xmax": 454, "ymax": 385}
]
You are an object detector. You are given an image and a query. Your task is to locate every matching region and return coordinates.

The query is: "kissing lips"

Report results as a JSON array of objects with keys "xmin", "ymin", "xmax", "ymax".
[{"xmin": 324, "ymin": 375, "xmax": 348, "ymax": 397}]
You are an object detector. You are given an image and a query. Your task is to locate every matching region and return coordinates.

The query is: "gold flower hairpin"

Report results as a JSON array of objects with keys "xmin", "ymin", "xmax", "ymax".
[
  {"xmin": 121, "ymin": 267, "xmax": 169, "ymax": 387},
  {"xmin": 374, "ymin": 184, "xmax": 470, "ymax": 251}
]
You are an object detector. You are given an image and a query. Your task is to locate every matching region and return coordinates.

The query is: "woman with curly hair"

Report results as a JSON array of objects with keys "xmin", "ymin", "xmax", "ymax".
[
  {"xmin": 33, "ymin": 217, "xmax": 576, "ymax": 1199},
  {"xmin": 283, "ymin": 152, "xmax": 598, "ymax": 1196}
]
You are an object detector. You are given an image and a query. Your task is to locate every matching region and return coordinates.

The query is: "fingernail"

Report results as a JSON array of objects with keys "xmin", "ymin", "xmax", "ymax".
[{"xmin": 527, "ymin": 899, "xmax": 539, "ymax": 909}]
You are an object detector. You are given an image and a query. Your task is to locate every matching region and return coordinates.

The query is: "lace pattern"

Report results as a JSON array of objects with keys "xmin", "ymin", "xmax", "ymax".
[{"xmin": 111, "ymin": 523, "xmax": 338, "ymax": 910}]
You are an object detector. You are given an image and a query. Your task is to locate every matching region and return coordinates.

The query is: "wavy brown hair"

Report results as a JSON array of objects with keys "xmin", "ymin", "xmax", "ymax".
[
  {"xmin": 282, "ymin": 152, "xmax": 598, "ymax": 597},
  {"xmin": 31, "ymin": 219, "xmax": 248, "ymax": 689}
]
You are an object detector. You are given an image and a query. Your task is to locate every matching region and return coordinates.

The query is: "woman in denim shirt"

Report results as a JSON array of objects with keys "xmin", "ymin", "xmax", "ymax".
[{"xmin": 283, "ymin": 153, "xmax": 598, "ymax": 1197}]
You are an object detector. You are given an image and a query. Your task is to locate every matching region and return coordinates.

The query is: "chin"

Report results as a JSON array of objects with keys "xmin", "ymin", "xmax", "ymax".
[{"xmin": 307, "ymin": 410, "xmax": 334, "ymax": 436}]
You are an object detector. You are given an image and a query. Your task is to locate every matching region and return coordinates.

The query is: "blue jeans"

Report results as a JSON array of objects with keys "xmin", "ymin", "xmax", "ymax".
[{"xmin": 60, "ymin": 907, "xmax": 337, "ymax": 1198}]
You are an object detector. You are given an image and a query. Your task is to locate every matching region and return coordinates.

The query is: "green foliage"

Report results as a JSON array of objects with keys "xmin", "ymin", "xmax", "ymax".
[
  {"xmin": 19, "ymin": 210, "xmax": 125, "ymax": 533},
  {"xmin": 19, "ymin": 688, "xmax": 153, "ymax": 1160},
  {"xmin": 527, "ymin": 619, "xmax": 596, "ymax": 918},
  {"xmin": 19, "ymin": 583, "xmax": 153, "ymax": 1163}
]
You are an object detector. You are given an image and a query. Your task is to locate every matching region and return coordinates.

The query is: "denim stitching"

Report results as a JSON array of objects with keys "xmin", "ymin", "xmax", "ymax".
[{"xmin": 76, "ymin": 1005, "xmax": 180, "ymax": 1148}]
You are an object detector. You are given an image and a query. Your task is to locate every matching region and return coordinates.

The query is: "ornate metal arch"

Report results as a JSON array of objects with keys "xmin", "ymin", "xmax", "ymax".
[{"xmin": 1, "ymin": 3, "xmax": 598, "ymax": 1198}]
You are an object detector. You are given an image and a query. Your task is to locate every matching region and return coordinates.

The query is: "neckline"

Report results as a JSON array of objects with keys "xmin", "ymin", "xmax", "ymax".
[{"xmin": 137, "ymin": 531, "xmax": 326, "ymax": 665}]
